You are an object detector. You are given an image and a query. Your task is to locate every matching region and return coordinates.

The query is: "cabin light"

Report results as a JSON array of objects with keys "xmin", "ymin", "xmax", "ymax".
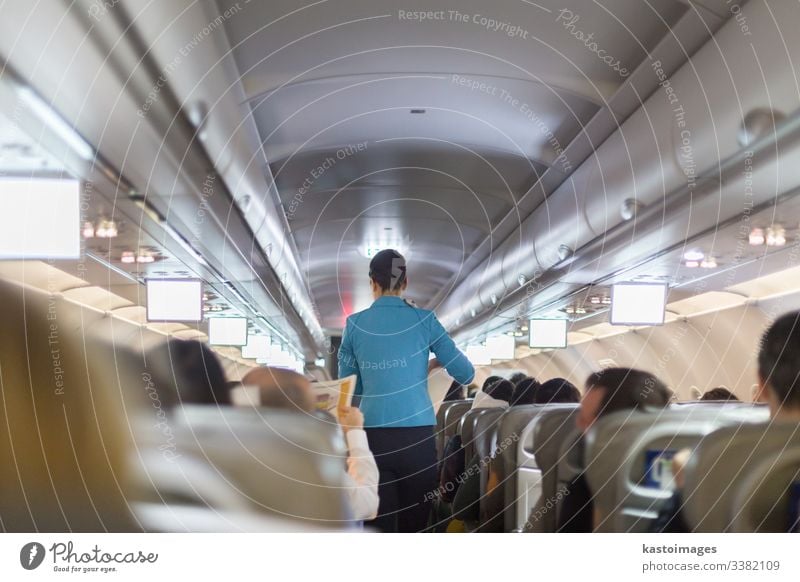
[
  {"xmin": 700, "ymin": 257, "xmax": 718, "ymax": 269},
  {"xmin": 766, "ymin": 226, "xmax": 786, "ymax": 247},
  {"xmin": 565, "ymin": 306, "xmax": 575, "ymax": 314},
  {"xmin": 518, "ymin": 274, "xmax": 526, "ymax": 286},
  {"xmin": 601, "ymin": 296, "xmax": 612, "ymax": 305},
  {"xmin": 136, "ymin": 253, "xmax": 155, "ymax": 263},
  {"xmin": 521, "ymin": 325, "xmax": 529, "ymax": 331},
  {"xmin": 514, "ymin": 331, "xmax": 524, "ymax": 337},
  {"xmin": 683, "ymin": 249, "xmax": 704, "ymax": 262},
  {"xmin": 82, "ymin": 222, "xmax": 95, "ymax": 238},
  {"xmin": 506, "ymin": 330, "xmax": 515, "ymax": 336},
  {"xmin": 590, "ymin": 296, "xmax": 601, "ymax": 305},
  {"xmin": 490, "ymin": 293, "xmax": 498, "ymax": 305},
  {"xmin": 684, "ymin": 260, "xmax": 700, "ymax": 268},
  {"xmin": 120, "ymin": 251, "xmax": 135, "ymax": 264},
  {"xmin": 470, "ymin": 308, "xmax": 476, "ymax": 317},
  {"xmin": 749, "ymin": 228, "xmax": 765, "ymax": 246},
  {"xmin": 575, "ymin": 307, "xmax": 586, "ymax": 314},
  {"xmin": 94, "ymin": 219, "xmax": 118, "ymax": 238}
]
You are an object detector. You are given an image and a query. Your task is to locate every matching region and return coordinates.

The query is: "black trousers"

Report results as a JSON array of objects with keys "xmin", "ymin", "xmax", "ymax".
[{"xmin": 364, "ymin": 426, "xmax": 437, "ymax": 533}]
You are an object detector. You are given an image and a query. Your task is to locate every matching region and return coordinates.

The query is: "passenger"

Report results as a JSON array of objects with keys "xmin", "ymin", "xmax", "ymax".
[
  {"xmin": 479, "ymin": 378, "xmax": 582, "ymax": 530},
  {"xmin": 508, "ymin": 372, "xmax": 529, "ymax": 387},
  {"xmin": 756, "ymin": 311, "xmax": 800, "ymax": 419},
  {"xmin": 471, "ymin": 378, "xmax": 514, "ymax": 409},
  {"xmin": 534, "ymin": 378, "xmax": 581, "ymax": 404},
  {"xmin": 557, "ymin": 368, "xmax": 671, "ymax": 532},
  {"xmin": 242, "ymin": 366, "xmax": 316, "ymax": 412},
  {"xmin": 700, "ymin": 386, "xmax": 739, "ymax": 401},
  {"xmin": 443, "ymin": 380, "xmax": 466, "ymax": 401},
  {"xmin": 510, "ymin": 377, "xmax": 541, "ymax": 406},
  {"xmin": 242, "ymin": 366, "xmax": 379, "ymax": 521},
  {"xmin": 656, "ymin": 313, "xmax": 800, "ymax": 532},
  {"xmin": 338, "ymin": 249, "xmax": 474, "ymax": 532},
  {"xmin": 0, "ymin": 280, "xmax": 135, "ymax": 531},
  {"xmin": 145, "ymin": 338, "xmax": 231, "ymax": 408}
]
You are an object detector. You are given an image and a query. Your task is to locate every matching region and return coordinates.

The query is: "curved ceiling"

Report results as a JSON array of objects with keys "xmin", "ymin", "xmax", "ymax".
[{"xmin": 215, "ymin": 0, "xmax": 690, "ymax": 330}]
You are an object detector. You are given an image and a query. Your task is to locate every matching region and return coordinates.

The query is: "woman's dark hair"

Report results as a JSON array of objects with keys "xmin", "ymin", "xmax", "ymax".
[
  {"xmin": 510, "ymin": 378, "xmax": 541, "ymax": 406},
  {"xmin": 485, "ymin": 379, "xmax": 514, "ymax": 403},
  {"xmin": 758, "ymin": 311, "xmax": 800, "ymax": 409},
  {"xmin": 444, "ymin": 380, "xmax": 465, "ymax": 401},
  {"xmin": 508, "ymin": 372, "xmax": 529, "ymax": 387},
  {"xmin": 146, "ymin": 339, "xmax": 230, "ymax": 407},
  {"xmin": 700, "ymin": 387, "xmax": 739, "ymax": 401},
  {"xmin": 369, "ymin": 249, "xmax": 407, "ymax": 292},
  {"xmin": 535, "ymin": 378, "xmax": 581, "ymax": 404},
  {"xmin": 585, "ymin": 368, "xmax": 670, "ymax": 418},
  {"xmin": 481, "ymin": 375, "xmax": 502, "ymax": 391}
]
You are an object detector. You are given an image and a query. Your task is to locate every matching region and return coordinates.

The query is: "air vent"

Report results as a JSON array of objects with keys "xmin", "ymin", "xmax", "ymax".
[{"xmin": 410, "ymin": 109, "xmax": 426, "ymax": 114}]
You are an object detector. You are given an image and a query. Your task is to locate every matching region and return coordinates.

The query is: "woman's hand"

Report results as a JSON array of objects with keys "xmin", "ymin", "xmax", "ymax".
[{"xmin": 339, "ymin": 406, "xmax": 364, "ymax": 433}]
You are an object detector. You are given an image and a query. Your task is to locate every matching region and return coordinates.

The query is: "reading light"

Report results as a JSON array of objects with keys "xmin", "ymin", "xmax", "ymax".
[
  {"xmin": 120, "ymin": 251, "xmax": 135, "ymax": 264},
  {"xmin": 82, "ymin": 222, "xmax": 95, "ymax": 238},
  {"xmin": 749, "ymin": 228, "xmax": 765, "ymax": 246},
  {"xmin": 766, "ymin": 226, "xmax": 786, "ymax": 247},
  {"xmin": 684, "ymin": 260, "xmax": 699, "ymax": 268},
  {"xmin": 700, "ymin": 257, "xmax": 718, "ymax": 269},
  {"xmin": 683, "ymin": 249, "xmax": 704, "ymax": 262}
]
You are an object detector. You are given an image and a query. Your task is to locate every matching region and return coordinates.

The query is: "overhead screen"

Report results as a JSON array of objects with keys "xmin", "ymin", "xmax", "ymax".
[
  {"xmin": 529, "ymin": 319, "xmax": 568, "ymax": 349},
  {"xmin": 0, "ymin": 178, "xmax": 80, "ymax": 259},
  {"xmin": 486, "ymin": 335, "xmax": 515, "ymax": 360},
  {"xmin": 241, "ymin": 335, "xmax": 271, "ymax": 360},
  {"xmin": 208, "ymin": 317, "xmax": 248, "ymax": 346},
  {"xmin": 466, "ymin": 345, "xmax": 491, "ymax": 366},
  {"xmin": 610, "ymin": 283, "xmax": 668, "ymax": 326},
  {"xmin": 146, "ymin": 279, "xmax": 203, "ymax": 322}
]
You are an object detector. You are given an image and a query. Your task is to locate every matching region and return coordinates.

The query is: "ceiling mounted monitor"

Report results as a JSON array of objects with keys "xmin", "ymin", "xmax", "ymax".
[
  {"xmin": 0, "ymin": 178, "xmax": 80, "ymax": 259},
  {"xmin": 486, "ymin": 335, "xmax": 515, "ymax": 360},
  {"xmin": 146, "ymin": 279, "xmax": 203, "ymax": 322},
  {"xmin": 529, "ymin": 319, "xmax": 568, "ymax": 349},
  {"xmin": 208, "ymin": 317, "xmax": 248, "ymax": 346},
  {"xmin": 466, "ymin": 345, "xmax": 491, "ymax": 366},
  {"xmin": 610, "ymin": 283, "xmax": 668, "ymax": 326},
  {"xmin": 241, "ymin": 335, "xmax": 271, "ymax": 360}
]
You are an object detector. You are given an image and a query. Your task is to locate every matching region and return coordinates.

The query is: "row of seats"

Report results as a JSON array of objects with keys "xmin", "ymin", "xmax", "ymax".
[{"xmin": 435, "ymin": 398, "xmax": 800, "ymax": 532}]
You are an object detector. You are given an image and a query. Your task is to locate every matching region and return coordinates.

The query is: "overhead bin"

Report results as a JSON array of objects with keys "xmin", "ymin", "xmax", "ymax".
[{"xmin": 439, "ymin": 0, "xmax": 800, "ymax": 342}]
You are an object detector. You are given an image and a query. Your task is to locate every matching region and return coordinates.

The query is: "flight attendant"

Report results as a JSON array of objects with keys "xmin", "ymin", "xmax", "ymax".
[{"xmin": 338, "ymin": 249, "xmax": 475, "ymax": 532}]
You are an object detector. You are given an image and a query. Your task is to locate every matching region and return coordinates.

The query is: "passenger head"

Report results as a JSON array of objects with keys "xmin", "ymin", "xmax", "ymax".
[
  {"xmin": 241, "ymin": 366, "xmax": 316, "ymax": 413},
  {"xmin": 757, "ymin": 312, "xmax": 800, "ymax": 419},
  {"xmin": 535, "ymin": 378, "xmax": 581, "ymax": 405},
  {"xmin": 369, "ymin": 249, "xmax": 407, "ymax": 298},
  {"xmin": 444, "ymin": 380, "xmax": 466, "ymax": 401},
  {"xmin": 577, "ymin": 368, "xmax": 671, "ymax": 433},
  {"xmin": 485, "ymin": 379, "xmax": 515, "ymax": 404},
  {"xmin": 146, "ymin": 339, "xmax": 230, "ymax": 407},
  {"xmin": 510, "ymin": 378, "xmax": 541, "ymax": 406},
  {"xmin": 508, "ymin": 372, "xmax": 529, "ymax": 387},
  {"xmin": 700, "ymin": 386, "xmax": 739, "ymax": 401},
  {"xmin": 481, "ymin": 375, "xmax": 502, "ymax": 392},
  {"xmin": 0, "ymin": 280, "xmax": 133, "ymax": 531}
]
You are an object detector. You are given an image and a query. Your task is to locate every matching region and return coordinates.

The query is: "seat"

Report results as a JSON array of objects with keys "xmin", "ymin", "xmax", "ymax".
[
  {"xmin": 494, "ymin": 404, "xmax": 578, "ymax": 532},
  {"xmin": 436, "ymin": 400, "xmax": 472, "ymax": 459},
  {"xmin": 146, "ymin": 405, "xmax": 353, "ymax": 524},
  {"xmin": 459, "ymin": 408, "xmax": 494, "ymax": 462},
  {"xmin": 683, "ymin": 420, "xmax": 800, "ymax": 532},
  {"xmin": 462, "ymin": 407, "xmax": 505, "ymax": 531},
  {"xmin": 527, "ymin": 407, "xmax": 581, "ymax": 532},
  {"xmin": 584, "ymin": 403, "xmax": 768, "ymax": 532},
  {"xmin": 730, "ymin": 447, "xmax": 800, "ymax": 532}
]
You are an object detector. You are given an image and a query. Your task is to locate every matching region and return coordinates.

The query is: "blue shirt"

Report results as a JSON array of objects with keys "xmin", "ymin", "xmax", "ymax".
[{"xmin": 338, "ymin": 296, "xmax": 475, "ymax": 428}]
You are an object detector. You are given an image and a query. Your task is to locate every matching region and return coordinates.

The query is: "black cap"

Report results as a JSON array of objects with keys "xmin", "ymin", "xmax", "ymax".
[{"xmin": 369, "ymin": 249, "xmax": 407, "ymax": 291}]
